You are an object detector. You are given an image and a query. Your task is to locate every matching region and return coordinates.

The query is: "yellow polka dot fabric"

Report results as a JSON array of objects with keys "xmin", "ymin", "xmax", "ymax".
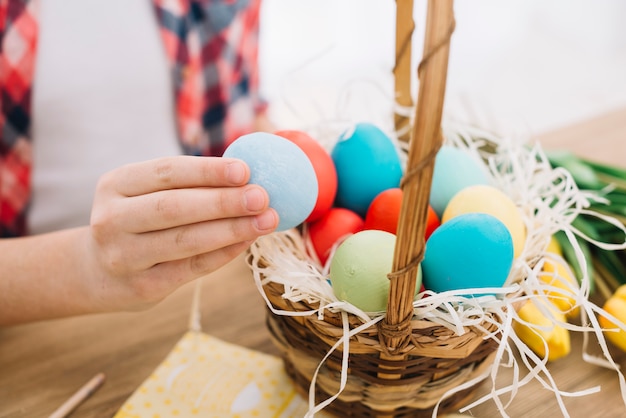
[{"xmin": 114, "ymin": 332, "xmax": 331, "ymax": 418}]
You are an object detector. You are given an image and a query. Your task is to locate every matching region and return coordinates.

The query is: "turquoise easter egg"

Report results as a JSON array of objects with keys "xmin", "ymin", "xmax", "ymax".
[
  {"xmin": 430, "ymin": 145, "xmax": 490, "ymax": 217},
  {"xmin": 223, "ymin": 132, "xmax": 318, "ymax": 231},
  {"xmin": 330, "ymin": 230, "xmax": 422, "ymax": 312},
  {"xmin": 422, "ymin": 213, "xmax": 514, "ymax": 295},
  {"xmin": 331, "ymin": 123, "xmax": 403, "ymax": 218}
]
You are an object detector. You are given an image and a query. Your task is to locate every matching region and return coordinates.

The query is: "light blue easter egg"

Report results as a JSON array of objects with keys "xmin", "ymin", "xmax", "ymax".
[
  {"xmin": 331, "ymin": 123, "xmax": 403, "ymax": 218},
  {"xmin": 330, "ymin": 230, "xmax": 422, "ymax": 312},
  {"xmin": 430, "ymin": 145, "xmax": 490, "ymax": 217},
  {"xmin": 422, "ymin": 213, "xmax": 514, "ymax": 295},
  {"xmin": 223, "ymin": 132, "xmax": 318, "ymax": 231}
]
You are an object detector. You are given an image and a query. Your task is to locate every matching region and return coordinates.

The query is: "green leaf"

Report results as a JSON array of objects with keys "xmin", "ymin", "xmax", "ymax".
[
  {"xmin": 593, "ymin": 248, "xmax": 626, "ymax": 286},
  {"xmin": 580, "ymin": 157, "xmax": 626, "ymax": 181},
  {"xmin": 572, "ymin": 216, "xmax": 601, "ymax": 241},
  {"xmin": 546, "ymin": 150, "xmax": 606, "ymax": 190},
  {"xmin": 554, "ymin": 230, "xmax": 595, "ymax": 294}
]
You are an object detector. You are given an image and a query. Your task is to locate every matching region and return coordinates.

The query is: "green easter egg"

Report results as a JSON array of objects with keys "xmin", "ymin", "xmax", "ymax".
[{"xmin": 330, "ymin": 230, "xmax": 422, "ymax": 312}]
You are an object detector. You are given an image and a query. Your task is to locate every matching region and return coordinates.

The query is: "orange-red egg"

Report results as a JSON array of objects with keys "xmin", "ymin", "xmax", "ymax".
[
  {"xmin": 307, "ymin": 207, "xmax": 364, "ymax": 265},
  {"xmin": 364, "ymin": 188, "xmax": 403, "ymax": 234},
  {"xmin": 275, "ymin": 130, "xmax": 337, "ymax": 222},
  {"xmin": 364, "ymin": 188, "xmax": 440, "ymax": 239},
  {"xmin": 425, "ymin": 205, "xmax": 441, "ymax": 240}
]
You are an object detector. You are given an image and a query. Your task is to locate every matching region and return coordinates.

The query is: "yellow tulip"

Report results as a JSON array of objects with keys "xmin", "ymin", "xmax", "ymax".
[
  {"xmin": 599, "ymin": 284, "xmax": 626, "ymax": 352},
  {"xmin": 545, "ymin": 234, "xmax": 561, "ymax": 255},
  {"xmin": 513, "ymin": 299, "xmax": 571, "ymax": 361},
  {"xmin": 539, "ymin": 236, "xmax": 579, "ymax": 319}
]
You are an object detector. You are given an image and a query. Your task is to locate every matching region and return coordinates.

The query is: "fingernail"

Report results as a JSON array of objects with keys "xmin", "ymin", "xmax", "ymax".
[
  {"xmin": 226, "ymin": 160, "xmax": 247, "ymax": 184},
  {"xmin": 244, "ymin": 187, "xmax": 267, "ymax": 212},
  {"xmin": 254, "ymin": 210, "xmax": 278, "ymax": 231}
]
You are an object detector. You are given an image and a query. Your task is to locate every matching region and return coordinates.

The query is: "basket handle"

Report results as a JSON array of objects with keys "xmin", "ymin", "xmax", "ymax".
[
  {"xmin": 393, "ymin": 0, "xmax": 415, "ymax": 143},
  {"xmin": 381, "ymin": 0, "xmax": 455, "ymax": 354}
]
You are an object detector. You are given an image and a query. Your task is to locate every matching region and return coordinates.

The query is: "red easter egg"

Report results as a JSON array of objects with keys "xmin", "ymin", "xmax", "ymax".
[
  {"xmin": 275, "ymin": 130, "xmax": 337, "ymax": 222},
  {"xmin": 364, "ymin": 188, "xmax": 440, "ymax": 239},
  {"xmin": 364, "ymin": 188, "xmax": 403, "ymax": 234},
  {"xmin": 308, "ymin": 207, "xmax": 364, "ymax": 265}
]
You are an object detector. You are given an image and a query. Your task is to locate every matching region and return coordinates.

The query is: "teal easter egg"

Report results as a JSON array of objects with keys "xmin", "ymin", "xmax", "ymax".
[
  {"xmin": 223, "ymin": 132, "xmax": 318, "ymax": 231},
  {"xmin": 430, "ymin": 145, "xmax": 490, "ymax": 217},
  {"xmin": 422, "ymin": 213, "xmax": 514, "ymax": 294},
  {"xmin": 330, "ymin": 230, "xmax": 422, "ymax": 312},
  {"xmin": 331, "ymin": 123, "xmax": 403, "ymax": 217}
]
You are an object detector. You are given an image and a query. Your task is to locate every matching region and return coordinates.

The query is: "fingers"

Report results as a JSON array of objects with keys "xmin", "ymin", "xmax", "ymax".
[
  {"xmin": 111, "ymin": 239, "xmax": 255, "ymax": 310},
  {"xmin": 97, "ymin": 209, "xmax": 278, "ymax": 272},
  {"xmin": 140, "ymin": 209, "xmax": 278, "ymax": 266},
  {"xmin": 113, "ymin": 184, "xmax": 270, "ymax": 233},
  {"xmin": 101, "ymin": 156, "xmax": 250, "ymax": 197}
]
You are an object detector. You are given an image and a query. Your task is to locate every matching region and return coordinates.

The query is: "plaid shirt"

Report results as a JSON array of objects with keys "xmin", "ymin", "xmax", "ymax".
[{"xmin": 0, "ymin": 0, "xmax": 266, "ymax": 237}]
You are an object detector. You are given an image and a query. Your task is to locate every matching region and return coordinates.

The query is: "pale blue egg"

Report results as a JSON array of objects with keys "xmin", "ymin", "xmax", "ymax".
[
  {"xmin": 331, "ymin": 123, "xmax": 403, "ymax": 217},
  {"xmin": 223, "ymin": 132, "xmax": 318, "ymax": 231},
  {"xmin": 422, "ymin": 213, "xmax": 513, "ymax": 295},
  {"xmin": 430, "ymin": 145, "xmax": 490, "ymax": 217},
  {"xmin": 330, "ymin": 230, "xmax": 422, "ymax": 313}
]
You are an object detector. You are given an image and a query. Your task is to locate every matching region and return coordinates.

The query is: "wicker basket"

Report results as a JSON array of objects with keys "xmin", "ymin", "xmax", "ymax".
[
  {"xmin": 261, "ymin": 270, "xmax": 501, "ymax": 417},
  {"xmin": 252, "ymin": 1, "xmax": 517, "ymax": 416}
]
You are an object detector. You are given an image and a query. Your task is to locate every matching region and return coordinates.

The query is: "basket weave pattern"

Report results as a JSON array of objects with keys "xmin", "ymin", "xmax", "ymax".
[{"xmin": 262, "ymin": 276, "xmax": 501, "ymax": 416}]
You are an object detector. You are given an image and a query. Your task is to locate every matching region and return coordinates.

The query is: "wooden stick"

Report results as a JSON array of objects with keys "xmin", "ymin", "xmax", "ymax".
[
  {"xmin": 393, "ymin": 0, "xmax": 415, "ymax": 143},
  {"xmin": 382, "ymin": 0, "xmax": 455, "ymax": 353},
  {"xmin": 48, "ymin": 373, "xmax": 105, "ymax": 418}
]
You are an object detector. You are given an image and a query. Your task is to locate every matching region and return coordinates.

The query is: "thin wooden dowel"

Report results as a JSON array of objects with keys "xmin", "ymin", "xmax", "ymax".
[{"xmin": 48, "ymin": 373, "xmax": 105, "ymax": 418}]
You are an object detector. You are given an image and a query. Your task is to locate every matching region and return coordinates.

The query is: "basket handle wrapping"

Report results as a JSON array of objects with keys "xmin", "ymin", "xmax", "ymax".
[{"xmin": 381, "ymin": 0, "xmax": 455, "ymax": 354}]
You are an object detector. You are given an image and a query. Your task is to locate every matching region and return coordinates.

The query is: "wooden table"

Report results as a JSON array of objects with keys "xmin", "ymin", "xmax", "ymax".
[{"xmin": 2, "ymin": 108, "xmax": 626, "ymax": 418}]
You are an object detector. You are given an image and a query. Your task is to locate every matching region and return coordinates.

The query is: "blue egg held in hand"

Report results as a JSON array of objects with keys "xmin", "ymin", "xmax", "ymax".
[
  {"xmin": 422, "ymin": 213, "xmax": 514, "ymax": 295},
  {"xmin": 223, "ymin": 132, "xmax": 318, "ymax": 231},
  {"xmin": 331, "ymin": 123, "xmax": 403, "ymax": 218}
]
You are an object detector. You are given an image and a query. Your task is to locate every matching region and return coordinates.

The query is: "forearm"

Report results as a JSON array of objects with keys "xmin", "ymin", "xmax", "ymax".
[{"xmin": 0, "ymin": 227, "xmax": 97, "ymax": 326}]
